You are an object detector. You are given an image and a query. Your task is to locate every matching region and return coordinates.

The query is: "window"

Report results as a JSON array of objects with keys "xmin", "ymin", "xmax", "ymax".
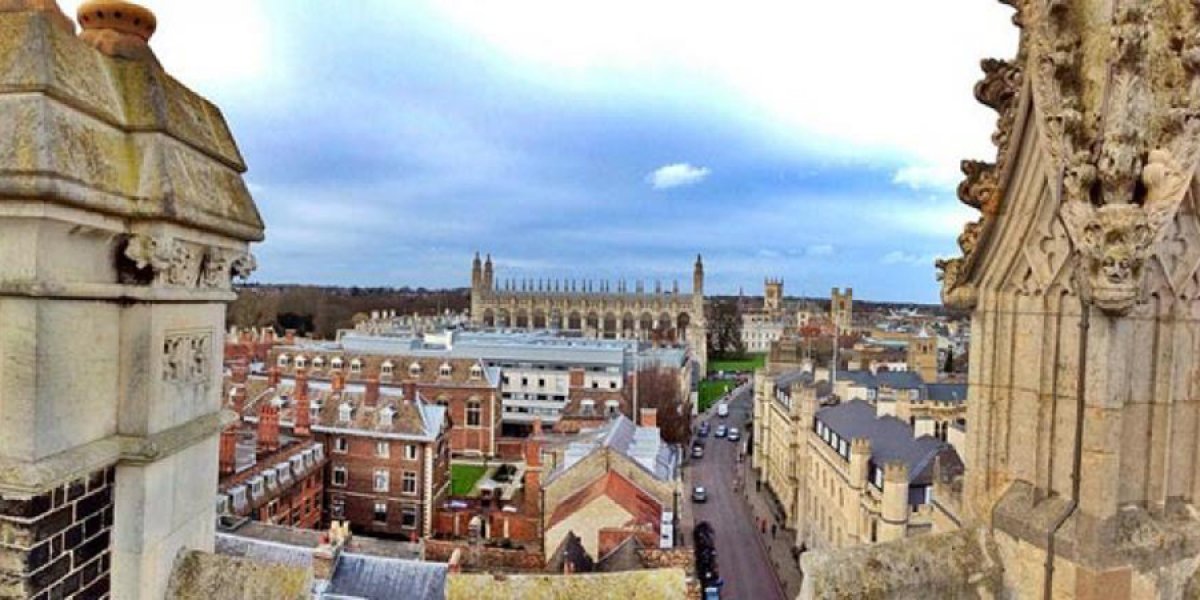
[
  {"xmin": 331, "ymin": 496, "xmax": 345, "ymax": 518},
  {"xmin": 401, "ymin": 506, "xmax": 418, "ymax": 529},
  {"xmin": 376, "ymin": 441, "xmax": 389, "ymax": 458},
  {"xmin": 339, "ymin": 404, "xmax": 353, "ymax": 423},
  {"xmin": 405, "ymin": 444, "xmax": 418, "ymax": 461},
  {"xmin": 470, "ymin": 365, "xmax": 483, "ymax": 379},
  {"xmin": 373, "ymin": 502, "xmax": 388, "ymax": 523},
  {"xmin": 312, "ymin": 356, "xmax": 325, "ymax": 370},
  {"xmin": 537, "ymin": 378, "xmax": 545, "ymax": 388},
  {"xmin": 332, "ymin": 466, "xmax": 347, "ymax": 487},
  {"xmin": 350, "ymin": 359, "xmax": 363, "ymax": 374},
  {"xmin": 277, "ymin": 354, "xmax": 290, "ymax": 367},
  {"xmin": 294, "ymin": 356, "xmax": 307, "ymax": 369},
  {"xmin": 402, "ymin": 471, "xmax": 417, "ymax": 495},
  {"xmin": 381, "ymin": 361, "xmax": 395, "ymax": 377},
  {"xmin": 439, "ymin": 363, "xmax": 452, "ymax": 377},
  {"xmin": 591, "ymin": 381, "xmax": 599, "ymax": 389},
  {"xmin": 334, "ymin": 437, "xmax": 348, "ymax": 453},
  {"xmin": 374, "ymin": 469, "xmax": 389, "ymax": 492},
  {"xmin": 378, "ymin": 407, "xmax": 395, "ymax": 426},
  {"xmin": 331, "ymin": 357, "xmax": 344, "ymax": 370},
  {"xmin": 605, "ymin": 400, "xmax": 619, "ymax": 416},
  {"xmin": 409, "ymin": 362, "xmax": 422, "ymax": 376},
  {"xmin": 467, "ymin": 401, "xmax": 481, "ymax": 427},
  {"xmin": 609, "ymin": 381, "xmax": 617, "ymax": 389}
]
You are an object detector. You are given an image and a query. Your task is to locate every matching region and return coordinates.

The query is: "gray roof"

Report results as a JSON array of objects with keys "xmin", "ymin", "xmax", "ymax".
[
  {"xmin": 815, "ymin": 400, "xmax": 956, "ymax": 484},
  {"xmin": 834, "ymin": 370, "xmax": 926, "ymax": 392},
  {"xmin": 775, "ymin": 370, "xmax": 812, "ymax": 389},
  {"xmin": 548, "ymin": 416, "xmax": 678, "ymax": 483},
  {"xmin": 325, "ymin": 554, "xmax": 447, "ymax": 599},
  {"xmin": 926, "ymin": 384, "xmax": 967, "ymax": 404}
]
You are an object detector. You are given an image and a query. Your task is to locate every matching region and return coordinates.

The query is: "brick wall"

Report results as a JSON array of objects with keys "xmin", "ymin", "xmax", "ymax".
[
  {"xmin": 0, "ymin": 467, "xmax": 114, "ymax": 599},
  {"xmin": 425, "ymin": 539, "xmax": 544, "ymax": 572},
  {"xmin": 323, "ymin": 434, "xmax": 431, "ymax": 538}
]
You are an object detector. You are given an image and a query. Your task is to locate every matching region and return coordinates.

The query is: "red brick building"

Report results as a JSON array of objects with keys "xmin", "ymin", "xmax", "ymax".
[{"xmin": 267, "ymin": 348, "xmax": 500, "ymax": 457}]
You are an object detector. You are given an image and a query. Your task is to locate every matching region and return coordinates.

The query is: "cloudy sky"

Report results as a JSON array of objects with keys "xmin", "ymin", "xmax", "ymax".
[{"xmin": 64, "ymin": 1, "xmax": 1018, "ymax": 302}]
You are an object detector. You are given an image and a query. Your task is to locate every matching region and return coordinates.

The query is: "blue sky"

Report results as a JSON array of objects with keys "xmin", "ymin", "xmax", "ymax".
[{"xmin": 66, "ymin": 1, "xmax": 1018, "ymax": 302}]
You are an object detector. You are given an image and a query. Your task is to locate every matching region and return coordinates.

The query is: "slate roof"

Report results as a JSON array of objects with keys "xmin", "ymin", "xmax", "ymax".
[
  {"xmin": 324, "ymin": 554, "xmax": 447, "ymax": 599},
  {"xmin": 547, "ymin": 416, "xmax": 678, "ymax": 484},
  {"xmin": 926, "ymin": 383, "xmax": 968, "ymax": 404},
  {"xmin": 815, "ymin": 400, "xmax": 958, "ymax": 485},
  {"xmin": 775, "ymin": 370, "xmax": 812, "ymax": 389}
]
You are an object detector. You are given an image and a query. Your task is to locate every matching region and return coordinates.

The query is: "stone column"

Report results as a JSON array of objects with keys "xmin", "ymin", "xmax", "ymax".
[
  {"xmin": 0, "ymin": 3, "xmax": 263, "ymax": 598},
  {"xmin": 878, "ymin": 462, "xmax": 909, "ymax": 543}
]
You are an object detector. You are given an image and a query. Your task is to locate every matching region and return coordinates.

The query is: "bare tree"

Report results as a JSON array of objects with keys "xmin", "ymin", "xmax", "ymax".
[{"xmin": 628, "ymin": 367, "xmax": 692, "ymax": 445}]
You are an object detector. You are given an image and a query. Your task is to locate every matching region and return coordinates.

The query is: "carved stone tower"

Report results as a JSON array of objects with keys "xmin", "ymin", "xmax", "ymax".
[
  {"xmin": 907, "ymin": 328, "xmax": 938, "ymax": 383},
  {"xmin": 935, "ymin": 0, "xmax": 1200, "ymax": 596},
  {"xmin": 765, "ymin": 277, "xmax": 783, "ymax": 315},
  {"xmin": 830, "ymin": 287, "xmax": 852, "ymax": 331},
  {"xmin": 470, "ymin": 252, "xmax": 483, "ymax": 319},
  {"xmin": 0, "ymin": 2, "xmax": 262, "ymax": 598}
]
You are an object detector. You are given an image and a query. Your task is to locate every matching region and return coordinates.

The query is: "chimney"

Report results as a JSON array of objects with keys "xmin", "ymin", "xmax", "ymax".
[
  {"xmin": 231, "ymin": 385, "xmax": 248, "ymax": 417},
  {"xmin": 75, "ymin": 0, "xmax": 157, "ymax": 61},
  {"xmin": 568, "ymin": 368, "xmax": 585, "ymax": 389},
  {"xmin": 313, "ymin": 521, "xmax": 351, "ymax": 583},
  {"xmin": 403, "ymin": 380, "xmax": 418, "ymax": 405},
  {"xmin": 365, "ymin": 377, "xmax": 380, "ymax": 408},
  {"xmin": 263, "ymin": 328, "xmax": 276, "ymax": 344},
  {"xmin": 258, "ymin": 400, "xmax": 280, "ymax": 455},
  {"xmin": 332, "ymin": 370, "xmax": 345, "ymax": 393},
  {"xmin": 285, "ymin": 329, "xmax": 296, "ymax": 345},
  {"xmin": 267, "ymin": 366, "xmax": 280, "ymax": 388},
  {"xmin": 295, "ymin": 368, "xmax": 309, "ymax": 399},
  {"xmin": 523, "ymin": 418, "xmax": 542, "ymax": 515},
  {"xmin": 219, "ymin": 426, "xmax": 238, "ymax": 476},
  {"xmin": 294, "ymin": 379, "xmax": 311, "ymax": 438},
  {"xmin": 639, "ymin": 408, "xmax": 657, "ymax": 429},
  {"xmin": 232, "ymin": 364, "xmax": 248, "ymax": 385},
  {"xmin": 240, "ymin": 329, "xmax": 253, "ymax": 344}
]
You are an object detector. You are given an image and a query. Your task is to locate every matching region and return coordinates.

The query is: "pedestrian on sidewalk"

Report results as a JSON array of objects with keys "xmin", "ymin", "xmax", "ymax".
[{"xmin": 772, "ymin": 524, "xmax": 777, "ymax": 538}]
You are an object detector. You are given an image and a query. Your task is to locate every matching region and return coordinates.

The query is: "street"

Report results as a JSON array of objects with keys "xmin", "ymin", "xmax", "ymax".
[{"xmin": 687, "ymin": 382, "xmax": 787, "ymax": 600}]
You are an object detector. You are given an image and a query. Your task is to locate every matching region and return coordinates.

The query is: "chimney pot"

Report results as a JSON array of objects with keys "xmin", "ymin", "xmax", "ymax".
[
  {"xmin": 639, "ymin": 408, "xmax": 658, "ymax": 429},
  {"xmin": 75, "ymin": 1, "xmax": 157, "ymax": 59},
  {"xmin": 257, "ymin": 401, "xmax": 280, "ymax": 454},
  {"xmin": 219, "ymin": 426, "xmax": 238, "ymax": 476}
]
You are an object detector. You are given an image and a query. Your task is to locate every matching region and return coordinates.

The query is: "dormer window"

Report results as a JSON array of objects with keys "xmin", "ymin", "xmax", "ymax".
[
  {"xmin": 350, "ymin": 359, "xmax": 363, "ymax": 374},
  {"xmin": 277, "ymin": 354, "xmax": 290, "ymax": 367},
  {"xmin": 470, "ymin": 364, "xmax": 483, "ymax": 379},
  {"xmin": 331, "ymin": 357, "xmax": 344, "ymax": 371},
  {"xmin": 378, "ymin": 406, "xmax": 395, "ymax": 426},
  {"xmin": 409, "ymin": 362, "xmax": 422, "ymax": 377},
  {"xmin": 311, "ymin": 356, "xmax": 325, "ymax": 370},
  {"xmin": 294, "ymin": 356, "xmax": 307, "ymax": 369},
  {"xmin": 381, "ymin": 361, "xmax": 395, "ymax": 377},
  {"xmin": 338, "ymin": 403, "xmax": 353, "ymax": 423},
  {"xmin": 439, "ymin": 363, "xmax": 452, "ymax": 377}
]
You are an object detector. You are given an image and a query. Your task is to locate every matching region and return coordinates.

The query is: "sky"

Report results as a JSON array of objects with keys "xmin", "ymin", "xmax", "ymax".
[{"xmin": 62, "ymin": 1, "xmax": 1019, "ymax": 302}]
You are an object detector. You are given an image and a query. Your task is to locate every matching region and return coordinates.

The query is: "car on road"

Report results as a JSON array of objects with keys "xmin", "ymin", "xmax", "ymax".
[
  {"xmin": 717, "ymin": 403, "xmax": 729, "ymax": 418},
  {"xmin": 727, "ymin": 427, "xmax": 740, "ymax": 442},
  {"xmin": 715, "ymin": 425, "xmax": 727, "ymax": 438},
  {"xmin": 692, "ymin": 444, "xmax": 704, "ymax": 459},
  {"xmin": 692, "ymin": 485, "xmax": 708, "ymax": 503},
  {"xmin": 698, "ymin": 422, "xmax": 710, "ymax": 437}
]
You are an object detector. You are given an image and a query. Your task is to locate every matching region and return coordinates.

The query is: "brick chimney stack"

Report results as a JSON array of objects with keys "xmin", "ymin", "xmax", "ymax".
[
  {"xmin": 332, "ymin": 370, "xmax": 345, "ymax": 394},
  {"xmin": 639, "ymin": 408, "xmax": 658, "ymax": 429},
  {"xmin": 402, "ymin": 380, "xmax": 418, "ymax": 405},
  {"xmin": 219, "ymin": 426, "xmax": 238, "ymax": 476},
  {"xmin": 294, "ymin": 374, "xmax": 311, "ymax": 438},
  {"xmin": 258, "ymin": 400, "xmax": 280, "ymax": 455},
  {"xmin": 285, "ymin": 329, "xmax": 296, "ymax": 345},
  {"xmin": 365, "ymin": 377, "xmax": 380, "ymax": 408},
  {"xmin": 263, "ymin": 327, "xmax": 276, "ymax": 345},
  {"xmin": 232, "ymin": 363, "xmax": 248, "ymax": 385},
  {"xmin": 267, "ymin": 366, "xmax": 280, "ymax": 388},
  {"xmin": 523, "ymin": 418, "xmax": 542, "ymax": 515}
]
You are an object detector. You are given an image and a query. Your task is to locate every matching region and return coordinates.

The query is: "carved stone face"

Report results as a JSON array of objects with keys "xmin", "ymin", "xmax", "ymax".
[{"xmin": 1084, "ymin": 205, "xmax": 1151, "ymax": 313}]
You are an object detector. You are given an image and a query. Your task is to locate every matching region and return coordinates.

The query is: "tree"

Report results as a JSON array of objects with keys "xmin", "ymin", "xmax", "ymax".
[
  {"xmin": 628, "ymin": 367, "xmax": 692, "ymax": 445},
  {"xmin": 706, "ymin": 298, "xmax": 745, "ymax": 359},
  {"xmin": 943, "ymin": 350, "xmax": 955, "ymax": 374}
]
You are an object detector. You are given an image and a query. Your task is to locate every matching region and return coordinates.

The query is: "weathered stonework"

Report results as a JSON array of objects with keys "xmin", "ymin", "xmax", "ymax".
[{"xmin": 0, "ymin": 2, "xmax": 263, "ymax": 598}]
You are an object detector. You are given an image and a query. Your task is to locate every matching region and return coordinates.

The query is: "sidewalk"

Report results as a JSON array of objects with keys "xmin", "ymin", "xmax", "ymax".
[{"xmin": 742, "ymin": 464, "xmax": 805, "ymax": 598}]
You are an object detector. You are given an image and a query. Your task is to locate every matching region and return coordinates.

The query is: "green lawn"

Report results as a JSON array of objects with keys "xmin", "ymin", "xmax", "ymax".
[
  {"xmin": 450, "ymin": 464, "xmax": 487, "ymax": 497},
  {"xmin": 708, "ymin": 354, "xmax": 766, "ymax": 375},
  {"xmin": 699, "ymin": 380, "xmax": 735, "ymax": 412}
]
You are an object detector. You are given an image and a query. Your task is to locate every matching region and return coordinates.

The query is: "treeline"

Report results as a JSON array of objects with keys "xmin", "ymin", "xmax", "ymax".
[{"xmin": 227, "ymin": 285, "xmax": 471, "ymax": 340}]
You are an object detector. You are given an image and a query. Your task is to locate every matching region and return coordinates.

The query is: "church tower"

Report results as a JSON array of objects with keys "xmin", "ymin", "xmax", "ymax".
[
  {"xmin": 764, "ymin": 277, "xmax": 783, "ymax": 315},
  {"xmin": 830, "ymin": 287, "xmax": 853, "ymax": 330},
  {"xmin": 906, "ymin": 328, "xmax": 937, "ymax": 384},
  {"xmin": 691, "ymin": 255, "xmax": 708, "ymax": 373}
]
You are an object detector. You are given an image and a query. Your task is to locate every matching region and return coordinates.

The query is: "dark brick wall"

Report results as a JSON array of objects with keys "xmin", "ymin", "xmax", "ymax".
[{"xmin": 0, "ymin": 467, "xmax": 114, "ymax": 600}]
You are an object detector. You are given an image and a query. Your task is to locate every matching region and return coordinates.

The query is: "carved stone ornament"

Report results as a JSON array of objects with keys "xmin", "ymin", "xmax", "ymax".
[
  {"xmin": 231, "ymin": 252, "xmax": 257, "ymax": 281},
  {"xmin": 163, "ymin": 330, "xmax": 212, "ymax": 385},
  {"xmin": 1060, "ymin": 150, "xmax": 1189, "ymax": 314},
  {"xmin": 123, "ymin": 235, "xmax": 252, "ymax": 289}
]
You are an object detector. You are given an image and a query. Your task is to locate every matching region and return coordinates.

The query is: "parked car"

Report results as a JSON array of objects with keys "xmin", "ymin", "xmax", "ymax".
[
  {"xmin": 698, "ymin": 422, "xmax": 710, "ymax": 437},
  {"xmin": 692, "ymin": 485, "xmax": 708, "ymax": 503},
  {"xmin": 717, "ymin": 403, "xmax": 729, "ymax": 418},
  {"xmin": 715, "ymin": 425, "xmax": 727, "ymax": 438},
  {"xmin": 692, "ymin": 445, "xmax": 704, "ymax": 459},
  {"xmin": 728, "ymin": 428, "xmax": 740, "ymax": 442}
]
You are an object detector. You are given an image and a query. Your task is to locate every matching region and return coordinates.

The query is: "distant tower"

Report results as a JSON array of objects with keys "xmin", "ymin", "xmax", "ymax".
[
  {"xmin": 907, "ymin": 328, "xmax": 938, "ymax": 383},
  {"xmin": 471, "ymin": 252, "xmax": 482, "ymax": 289},
  {"xmin": 691, "ymin": 255, "xmax": 708, "ymax": 373},
  {"xmin": 831, "ymin": 287, "xmax": 853, "ymax": 330},
  {"xmin": 470, "ymin": 252, "xmax": 483, "ymax": 320},
  {"xmin": 765, "ymin": 277, "xmax": 783, "ymax": 315},
  {"xmin": 483, "ymin": 254, "xmax": 494, "ymax": 289}
]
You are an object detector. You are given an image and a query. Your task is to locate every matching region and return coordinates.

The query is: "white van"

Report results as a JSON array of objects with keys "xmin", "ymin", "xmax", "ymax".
[{"xmin": 717, "ymin": 403, "xmax": 729, "ymax": 418}]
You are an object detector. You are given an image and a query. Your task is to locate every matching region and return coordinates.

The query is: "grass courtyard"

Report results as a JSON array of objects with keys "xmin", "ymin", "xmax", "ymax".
[
  {"xmin": 450, "ymin": 463, "xmax": 487, "ymax": 497},
  {"xmin": 699, "ymin": 380, "xmax": 736, "ymax": 413},
  {"xmin": 707, "ymin": 354, "xmax": 766, "ymax": 375}
]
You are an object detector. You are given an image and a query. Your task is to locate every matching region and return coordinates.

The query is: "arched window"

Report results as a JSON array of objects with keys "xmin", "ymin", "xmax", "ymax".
[
  {"xmin": 350, "ymin": 359, "xmax": 363, "ymax": 374},
  {"xmin": 409, "ymin": 362, "xmax": 423, "ymax": 377},
  {"xmin": 330, "ymin": 357, "xmax": 344, "ymax": 371},
  {"xmin": 439, "ymin": 363, "xmax": 452, "ymax": 377},
  {"xmin": 381, "ymin": 361, "xmax": 395, "ymax": 377},
  {"xmin": 294, "ymin": 356, "xmax": 307, "ymax": 369}
]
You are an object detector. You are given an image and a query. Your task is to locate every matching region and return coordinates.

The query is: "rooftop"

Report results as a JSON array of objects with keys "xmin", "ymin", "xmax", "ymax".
[{"xmin": 816, "ymin": 399, "xmax": 960, "ymax": 484}]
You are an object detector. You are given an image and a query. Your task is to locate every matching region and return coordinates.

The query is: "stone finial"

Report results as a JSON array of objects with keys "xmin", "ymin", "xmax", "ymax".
[
  {"xmin": 76, "ymin": 0, "xmax": 156, "ymax": 60},
  {"xmin": 0, "ymin": 0, "xmax": 74, "ymax": 33}
]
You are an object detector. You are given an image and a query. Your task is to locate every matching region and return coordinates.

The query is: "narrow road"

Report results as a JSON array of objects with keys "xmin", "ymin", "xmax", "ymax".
[{"xmin": 688, "ymin": 383, "xmax": 786, "ymax": 600}]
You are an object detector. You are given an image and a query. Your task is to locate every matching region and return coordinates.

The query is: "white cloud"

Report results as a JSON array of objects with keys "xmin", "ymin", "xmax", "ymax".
[
  {"xmin": 647, "ymin": 163, "xmax": 711, "ymax": 190},
  {"xmin": 881, "ymin": 250, "xmax": 934, "ymax": 265},
  {"xmin": 806, "ymin": 244, "xmax": 835, "ymax": 257},
  {"xmin": 893, "ymin": 164, "xmax": 962, "ymax": 191}
]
